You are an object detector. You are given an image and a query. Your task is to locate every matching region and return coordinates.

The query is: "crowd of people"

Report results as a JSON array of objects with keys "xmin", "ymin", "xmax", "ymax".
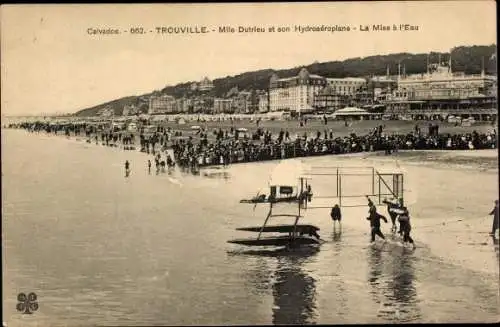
[
  {"xmin": 170, "ymin": 124, "xmax": 497, "ymax": 171},
  {"xmin": 7, "ymin": 121, "xmax": 498, "ymax": 172}
]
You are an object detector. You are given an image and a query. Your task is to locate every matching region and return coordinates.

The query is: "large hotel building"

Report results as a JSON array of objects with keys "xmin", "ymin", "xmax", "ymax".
[
  {"xmin": 269, "ymin": 68, "xmax": 369, "ymax": 113},
  {"xmin": 269, "ymin": 68, "xmax": 326, "ymax": 113}
]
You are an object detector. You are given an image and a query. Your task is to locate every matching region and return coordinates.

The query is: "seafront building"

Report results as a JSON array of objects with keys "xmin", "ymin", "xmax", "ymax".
[
  {"xmin": 257, "ymin": 91, "xmax": 269, "ymax": 113},
  {"xmin": 269, "ymin": 68, "xmax": 327, "ymax": 113},
  {"xmin": 213, "ymin": 98, "xmax": 233, "ymax": 114},
  {"xmin": 313, "ymin": 85, "xmax": 349, "ymax": 112},
  {"xmin": 148, "ymin": 95, "xmax": 176, "ymax": 114},
  {"xmin": 326, "ymin": 77, "xmax": 366, "ymax": 96},
  {"xmin": 236, "ymin": 91, "xmax": 253, "ymax": 114},
  {"xmin": 369, "ymin": 75, "xmax": 398, "ymax": 103},
  {"xmin": 191, "ymin": 96, "xmax": 214, "ymax": 113},
  {"xmin": 385, "ymin": 57, "xmax": 497, "ymax": 120}
]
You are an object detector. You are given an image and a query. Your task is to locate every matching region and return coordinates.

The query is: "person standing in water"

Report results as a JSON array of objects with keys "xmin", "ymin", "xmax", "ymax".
[
  {"xmin": 366, "ymin": 195, "xmax": 388, "ymax": 243},
  {"xmin": 330, "ymin": 204, "xmax": 342, "ymax": 231},
  {"xmin": 397, "ymin": 201, "xmax": 416, "ymax": 249},
  {"xmin": 306, "ymin": 184, "xmax": 313, "ymax": 202},
  {"xmin": 125, "ymin": 160, "xmax": 130, "ymax": 177},
  {"xmin": 489, "ymin": 200, "xmax": 499, "ymax": 236},
  {"xmin": 383, "ymin": 198, "xmax": 400, "ymax": 233}
]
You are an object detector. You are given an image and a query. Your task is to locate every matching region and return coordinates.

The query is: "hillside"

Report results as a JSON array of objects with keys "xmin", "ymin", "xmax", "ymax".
[
  {"xmin": 74, "ymin": 44, "xmax": 496, "ymax": 117},
  {"xmin": 74, "ymin": 96, "xmax": 150, "ymax": 117}
]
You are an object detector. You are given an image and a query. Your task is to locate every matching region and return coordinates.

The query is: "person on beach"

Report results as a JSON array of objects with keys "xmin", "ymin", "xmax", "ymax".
[
  {"xmin": 155, "ymin": 156, "xmax": 160, "ymax": 174},
  {"xmin": 330, "ymin": 204, "xmax": 342, "ymax": 230},
  {"xmin": 366, "ymin": 196, "xmax": 388, "ymax": 243},
  {"xmin": 489, "ymin": 200, "xmax": 499, "ymax": 236},
  {"xmin": 125, "ymin": 160, "xmax": 130, "ymax": 177},
  {"xmin": 166, "ymin": 154, "xmax": 174, "ymax": 168},
  {"xmin": 306, "ymin": 184, "xmax": 313, "ymax": 202},
  {"xmin": 397, "ymin": 203, "xmax": 416, "ymax": 249},
  {"xmin": 147, "ymin": 160, "xmax": 151, "ymax": 174},
  {"xmin": 383, "ymin": 198, "xmax": 400, "ymax": 233}
]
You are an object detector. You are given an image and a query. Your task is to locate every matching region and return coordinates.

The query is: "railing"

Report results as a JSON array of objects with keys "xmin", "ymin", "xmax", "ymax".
[{"xmin": 303, "ymin": 166, "xmax": 404, "ymax": 209}]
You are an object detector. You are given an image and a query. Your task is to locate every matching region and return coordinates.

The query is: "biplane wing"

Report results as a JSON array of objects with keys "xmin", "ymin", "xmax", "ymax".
[{"xmin": 236, "ymin": 224, "xmax": 319, "ymax": 233}]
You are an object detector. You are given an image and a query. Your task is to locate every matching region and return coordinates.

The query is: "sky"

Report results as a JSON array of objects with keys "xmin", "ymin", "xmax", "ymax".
[{"xmin": 1, "ymin": 1, "xmax": 497, "ymax": 115}]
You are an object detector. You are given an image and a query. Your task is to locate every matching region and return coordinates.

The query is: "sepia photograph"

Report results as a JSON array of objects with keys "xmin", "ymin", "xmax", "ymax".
[{"xmin": 1, "ymin": 1, "xmax": 498, "ymax": 326}]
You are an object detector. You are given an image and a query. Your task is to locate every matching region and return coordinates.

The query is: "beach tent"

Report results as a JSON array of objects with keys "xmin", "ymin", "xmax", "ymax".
[
  {"xmin": 333, "ymin": 107, "xmax": 373, "ymax": 120},
  {"xmin": 177, "ymin": 117, "xmax": 186, "ymax": 125},
  {"xmin": 191, "ymin": 125, "xmax": 201, "ymax": 130},
  {"xmin": 334, "ymin": 107, "xmax": 370, "ymax": 115}
]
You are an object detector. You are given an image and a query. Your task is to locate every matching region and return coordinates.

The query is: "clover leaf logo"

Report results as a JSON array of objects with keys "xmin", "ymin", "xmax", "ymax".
[{"xmin": 16, "ymin": 292, "xmax": 38, "ymax": 314}]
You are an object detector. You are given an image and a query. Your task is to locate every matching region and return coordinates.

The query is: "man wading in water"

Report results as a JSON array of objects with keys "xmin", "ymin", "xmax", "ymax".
[
  {"xmin": 330, "ymin": 204, "xmax": 342, "ymax": 231},
  {"xmin": 383, "ymin": 198, "xmax": 399, "ymax": 233},
  {"xmin": 397, "ymin": 200, "xmax": 416, "ymax": 249},
  {"xmin": 125, "ymin": 160, "xmax": 131, "ymax": 177},
  {"xmin": 366, "ymin": 195, "xmax": 388, "ymax": 243}
]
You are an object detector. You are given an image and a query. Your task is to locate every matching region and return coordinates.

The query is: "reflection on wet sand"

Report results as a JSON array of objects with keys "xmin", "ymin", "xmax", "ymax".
[
  {"xmin": 332, "ymin": 226, "xmax": 342, "ymax": 242},
  {"xmin": 329, "ymin": 228, "xmax": 349, "ymax": 319},
  {"xmin": 202, "ymin": 171, "xmax": 230, "ymax": 179},
  {"xmin": 367, "ymin": 238, "xmax": 421, "ymax": 322},
  {"xmin": 235, "ymin": 247, "xmax": 319, "ymax": 325},
  {"xmin": 199, "ymin": 166, "xmax": 231, "ymax": 179}
]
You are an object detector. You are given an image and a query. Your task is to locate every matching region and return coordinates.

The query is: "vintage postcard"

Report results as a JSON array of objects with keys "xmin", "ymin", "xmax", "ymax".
[{"xmin": 1, "ymin": 1, "xmax": 498, "ymax": 326}]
